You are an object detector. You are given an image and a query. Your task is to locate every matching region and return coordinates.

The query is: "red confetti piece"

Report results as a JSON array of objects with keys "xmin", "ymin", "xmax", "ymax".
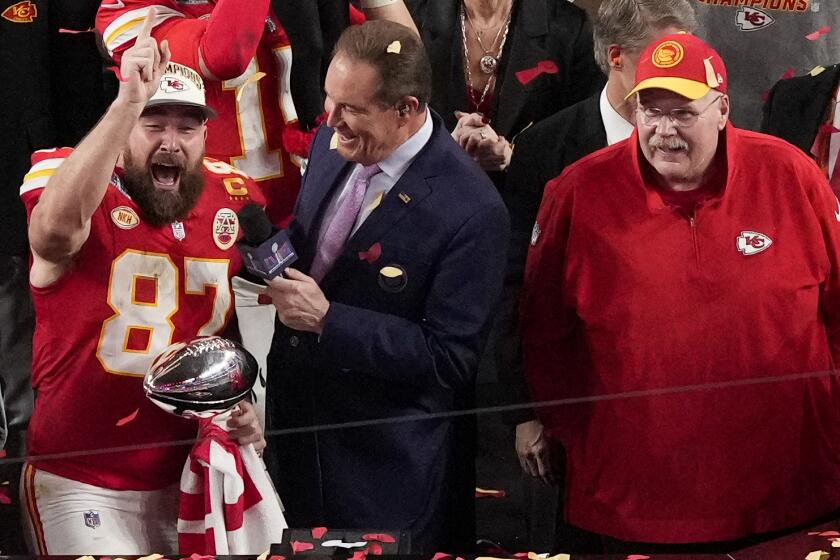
[
  {"xmin": 351, "ymin": 552, "xmax": 367, "ymax": 560},
  {"xmin": 515, "ymin": 60, "xmax": 559, "ymax": 86},
  {"xmin": 475, "ymin": 487, "xmax": 507, "ymax": 498},
  {"xmin": 269, "ymin": 556, "xmax": 286, "ymax": 560},
  {"xmin": 257, "ymin": 293, "xmax": 273, "ymax": 305},
  {"xmin": 116, "ymin": 408, "xmax": 139, "ymax": 426},
  {"xmin": 432, "ymin": 554, "xmax": 452, "ymax": 560},
  {"xmin": 362, "ymin": 533, "xmax": 396, "ymax": 544},
  {"xmin": 291, "ymin": 541, "xmax": 315, "ymax": 553},
  {"xmin": 368, "ymin": 543, "xmax": 383, "ymax": 556},
  {"xmin": 358, "ymin": 243, "xmax": 382, "ymax": 264},
  {"xmin": 0, "ymin": 487, "xmax": 10, "ymax": 505},
  {"xmin": 312, "ymin": 527, "xmax": 328, "ymax": 539},
  {"xmin": 806, "ymin": 26, "xmax": 832, "ymax": 41},
  {"xmin": 0, "ymin": 450, "xmax": 6, "ymax": 458},
  {"xmin": 108, "ymin": 65, "xmax": 128, "ymax": 83},
  {"xmin": 626, "ymin": 555, "xmax": 651, "ymax": 560},
  {"xmin": 59, "ymin": 27, "xmax": 94, "ymax": 34},
  {"xmin": 780, "ymin": 68, "xmax": 796, "ymax": 81},
  {"xmin": 514, "ymin": 554, "xmax": 529, "ymax": 558}
]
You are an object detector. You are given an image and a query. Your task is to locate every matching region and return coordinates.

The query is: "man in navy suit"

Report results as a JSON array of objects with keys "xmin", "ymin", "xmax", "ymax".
[{"xmin": 262, "ymin": 20, "xmax": 510, "ymax": 553}]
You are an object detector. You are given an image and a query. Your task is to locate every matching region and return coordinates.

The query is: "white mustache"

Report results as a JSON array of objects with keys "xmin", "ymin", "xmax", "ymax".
[{"xmin": 649, "ymin": 134, "xmax": 689, "ymax": 151}]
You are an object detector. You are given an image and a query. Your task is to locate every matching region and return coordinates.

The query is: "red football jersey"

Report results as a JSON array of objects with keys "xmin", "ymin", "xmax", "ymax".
[
  {"xmin": 20, "ymin": 148, "xmax": 265, "ymax": 491},
  {"xmin": 97, "ymin": 0, "xmax": 301, "ymax": 226}
]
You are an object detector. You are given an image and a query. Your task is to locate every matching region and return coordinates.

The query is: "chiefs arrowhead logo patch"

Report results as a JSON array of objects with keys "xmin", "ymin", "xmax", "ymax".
[
  {"xmin": 2, "ymin": 1, "xmax": 37, "ymax": 23},
  {"xmin": 736, "ymin": 231, "xmax": 773, "ymax": 256},
  {"xmin": 735, "ymin": 7, "xmax": 774, "ymax": 32}
]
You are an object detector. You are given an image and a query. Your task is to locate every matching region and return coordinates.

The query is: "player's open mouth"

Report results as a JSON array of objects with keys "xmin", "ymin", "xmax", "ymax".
[{"xmin": 151, "ymin": 163, "xmax": 181, "ymax": 191}]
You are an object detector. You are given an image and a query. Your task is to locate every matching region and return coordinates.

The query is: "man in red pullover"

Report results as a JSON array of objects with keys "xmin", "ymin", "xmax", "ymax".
[{"xmin": 522, "ymin": 32, "xmax": 840, "ymax": 554}]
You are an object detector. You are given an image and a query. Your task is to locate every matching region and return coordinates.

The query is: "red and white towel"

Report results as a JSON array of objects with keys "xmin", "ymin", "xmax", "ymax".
[{"xmin": 178, "ymin": 412, "xmax": 287, "ymax": 554}]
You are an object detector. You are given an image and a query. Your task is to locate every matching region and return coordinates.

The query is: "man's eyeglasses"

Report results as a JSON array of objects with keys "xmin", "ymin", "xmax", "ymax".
[{"xmin": 638, "ymin": 95, "xmax": 723, "ymax": 128}]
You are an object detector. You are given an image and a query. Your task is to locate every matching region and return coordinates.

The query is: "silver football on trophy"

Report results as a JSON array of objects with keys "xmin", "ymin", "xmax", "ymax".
[{"xmin": 144, "ymin": 336, "xmax": 258, "ymax": 418}]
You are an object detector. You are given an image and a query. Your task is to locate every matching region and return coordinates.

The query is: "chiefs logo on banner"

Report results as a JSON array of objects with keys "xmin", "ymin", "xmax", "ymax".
[{"xmin": 2, "ymin": 1, "xmax": 37, "ymax": 23}]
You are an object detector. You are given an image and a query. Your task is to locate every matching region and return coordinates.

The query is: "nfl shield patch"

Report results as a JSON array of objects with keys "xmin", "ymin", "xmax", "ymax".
[{"xmin": 83, "ymin": 510, "xmax": 101, "ymax": 529}]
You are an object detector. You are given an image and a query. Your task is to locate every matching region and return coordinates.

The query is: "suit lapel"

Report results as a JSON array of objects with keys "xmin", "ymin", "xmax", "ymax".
[
  {"xmin": 298, "ymin": 132, "xmax": 353, "ymax": 244},
  {"xmin": 345, "ymin": 115, "xmax": 446, "ymax": 254},
  {"xmin": 493, "ymin": 0, "xmax": 548, "ymax": 138}
]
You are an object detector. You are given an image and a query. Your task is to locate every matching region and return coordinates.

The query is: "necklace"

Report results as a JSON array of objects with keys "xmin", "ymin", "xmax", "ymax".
[
  {"xmin": 460, "ymin": 2, "xmax": 512, "ymax": 112},
  {"xmin": 463, "ymin": 2, "xmax": 512, "ymax": 75}
]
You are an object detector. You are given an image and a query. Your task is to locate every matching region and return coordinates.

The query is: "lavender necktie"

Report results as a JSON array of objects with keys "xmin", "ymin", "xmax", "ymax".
[{"xmin": 310, "ymin": 163, "xmax": 382, "ymax": 282}]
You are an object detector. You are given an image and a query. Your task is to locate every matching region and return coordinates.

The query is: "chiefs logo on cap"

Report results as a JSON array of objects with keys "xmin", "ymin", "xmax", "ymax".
[
  {"xmin": 652, "ymin": 41, "xmax": 684, "ymax": 69},
  {"xmin": 2, "ymin": 1, "xmax": 37, "ymax": 23},
  {"xmin": 160, "ymin": 77, "xmax": 189, "ymax": 93}
]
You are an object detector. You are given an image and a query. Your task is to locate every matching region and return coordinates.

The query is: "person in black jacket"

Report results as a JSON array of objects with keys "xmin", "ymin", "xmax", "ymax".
[
  {"xmin": 0, "ymin": 0, "xmax": 52, "ymax": 553},
  {"xmin": 503, "ymin": 0, "xmax": 696, "ymax": 550}
]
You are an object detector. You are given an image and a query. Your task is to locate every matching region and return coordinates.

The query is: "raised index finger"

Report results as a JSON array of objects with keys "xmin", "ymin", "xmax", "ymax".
[{"xmin": 137, "ymin": 6, "xmax": 157, "ymax": 41}]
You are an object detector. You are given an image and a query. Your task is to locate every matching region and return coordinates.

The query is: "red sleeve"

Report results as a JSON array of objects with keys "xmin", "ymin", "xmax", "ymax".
[
  {"xmin": 96, "ymin": 0, "xmax": 269, "ymax": 80},
  {"xmin": 519, "ymin": 173, "xmax": 580, "ymax": 439},
  {"xmin": 803, "ymin": 158, "xmax": 840, "ymax": 366}
]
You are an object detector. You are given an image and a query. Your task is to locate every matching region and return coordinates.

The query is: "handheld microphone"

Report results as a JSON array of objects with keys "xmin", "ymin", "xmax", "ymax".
[{"xmin": 237, "ymin": 204, "xmax": 298, "ymax": 281}]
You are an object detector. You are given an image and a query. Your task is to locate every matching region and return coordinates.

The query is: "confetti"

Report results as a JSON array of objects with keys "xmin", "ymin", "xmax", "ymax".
[
  {"xmin": 0, "ymin": 450, "xmax": 6, "ymax": 458},
  {"xmin": 475, "ymin": 487, "xmax": 507, "ymax": 498},
  {"xmin": 362, "ymin": 533, "xmax": 396, "ymax": 543},
  {"xmin": 330, "ymin": 132, "xmax": 339, "ymax": 150},
  {"xmin": 351, "ymin": 552, "xmax": 367, "ymax": 560},
  {"xmin": 805, "ymin": 551, "xmax": 830, "ymax": 560},
  {"xmin": 810, "ymin": 531, "xmax": 840, "ymax": 537},
  {"xmin": 358, "ymin": 243, "xmax": 383, "ymax": 264},
  {"xmin": 386, "ymin": 41, "xmax": 401, "ymax": 54},
  {"xmin": 59, "ymin": 27, "xmax": 94, "ymax": 33},
  {"xmin": 257, "ymin": 552, "xmax": 269, "ymax": 560},
  {"xmin": 806, "ymin": 26, "xmax": 832, "ymax": 41},
  {"xmin": 116, "ymin": 408, "xmax": 140, "ymax": 426},
  {"xmin": 810, "ymin": 65, "xmax": 827, "ymax": 77},
  {"xmin": 515, "ymin": 60, "xmax": 559, "ymax": 86},
  {"xmin": 368, "ymin": 543, "xmax": 383, "ymax": 555},
  {"xmin": 432, "ymin": 554, "xmax": 453, "ymax": 560},
  {"xmin": 312, "ymin": 526, "xmax": 328, "ymax": 539},
  {"xmin": 291, "ymin": 541, "xmax": 315, "ymax": 553}
]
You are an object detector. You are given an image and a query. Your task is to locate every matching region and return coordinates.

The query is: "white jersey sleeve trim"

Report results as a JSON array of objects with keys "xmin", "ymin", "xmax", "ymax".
[
  {"xmin": 20, "ymin": 157, "xmax": 66, "ymax": 196},
  {"xmin": 102, "ymin": 5, "xmax": 185, "ymax": 56}
]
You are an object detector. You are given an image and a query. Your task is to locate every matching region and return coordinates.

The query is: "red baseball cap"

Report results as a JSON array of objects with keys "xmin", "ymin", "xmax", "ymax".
[{"xmin": 625, "ymin": 32, "xmax": 727, "ymax": 100}]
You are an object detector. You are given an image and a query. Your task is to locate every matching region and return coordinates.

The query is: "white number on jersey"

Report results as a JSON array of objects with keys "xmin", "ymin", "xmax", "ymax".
[{"xmin": 97, "ymin": 250, "xmax": 232, "ymax": 377}]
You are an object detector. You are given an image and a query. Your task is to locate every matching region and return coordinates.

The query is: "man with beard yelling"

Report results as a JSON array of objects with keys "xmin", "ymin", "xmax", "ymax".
[
  {"xmin": 522, "ymin": 32, "xmax": 840, "ymax": 553},
  {"xmin": 18, "ymin": 11, "xmax": 266, "ymax": 554}
]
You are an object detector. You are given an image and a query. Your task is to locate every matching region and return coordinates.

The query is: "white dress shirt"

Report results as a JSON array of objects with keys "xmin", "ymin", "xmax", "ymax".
[{"xmin": 599, "ymin": 86, "xmax": 635, "ymax": 146}]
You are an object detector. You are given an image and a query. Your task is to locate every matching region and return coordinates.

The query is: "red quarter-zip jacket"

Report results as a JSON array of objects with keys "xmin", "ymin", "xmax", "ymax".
[{"xmin": 521, "ymin": 123, "xmax": 840, "ymax": 543}]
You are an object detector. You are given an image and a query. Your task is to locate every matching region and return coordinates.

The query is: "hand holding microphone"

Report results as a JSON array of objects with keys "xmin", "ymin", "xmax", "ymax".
[
  {"xmin": 237, "ymin": 203, "xmax": 298, "ymax": 281},
  {"xmin": 236, "ymin": 204, "xmax": 328, "ymax": 334}
]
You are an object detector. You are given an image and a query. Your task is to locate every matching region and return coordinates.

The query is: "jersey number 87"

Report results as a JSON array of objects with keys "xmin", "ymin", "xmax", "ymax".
[{"xmin": 96, "ymin": 250, "xmax": 232, "ymax": 377}]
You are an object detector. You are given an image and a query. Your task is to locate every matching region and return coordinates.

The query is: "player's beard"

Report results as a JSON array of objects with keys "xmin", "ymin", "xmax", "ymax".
[{"xmin": 122, "ymin": 151, "xmax": 206, "ymax": 227}]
